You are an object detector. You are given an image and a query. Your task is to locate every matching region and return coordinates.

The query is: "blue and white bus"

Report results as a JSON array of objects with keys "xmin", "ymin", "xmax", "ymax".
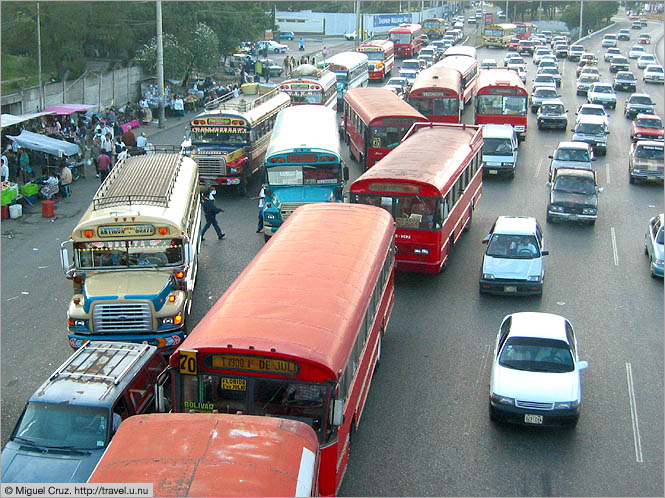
[
  {"xmin": 321, "ymin": 52, "xmax": 369, "ymax": 106},
  {"xmin": 262, "ymin": 105, "xmax": 349, "ymax": 239}
]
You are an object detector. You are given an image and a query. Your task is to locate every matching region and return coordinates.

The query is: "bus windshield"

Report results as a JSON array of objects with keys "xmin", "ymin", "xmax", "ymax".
[
  {"xmin": 288, "ymin": 92, "xmax": 324, "ymax": 105},
  {"xmin": 180, "ymin": 374, "xmax": 331, "ymax": 442},
  {"xmin": 369, "ymin": 125, "xmax": 414, "ymax": 148},
  {"xmin": 354, "ymin": 193, "xmax": 442, "ymax": 230},
  {"xmin": 410, "ymin": 97, "xmax": 459, "ymax": 116},
  {"xmin": 190, "ymin": 128, "xmax": 249, "ymax": 145},
  {"xmin": 390, "ymin": 33, "xmax": 413, "ymax": 44},
  {"xmin": 484, "ymin": 28, "xmax": 504, "ymax": 37},
  {"xmin": 266, "ymin": 164, "xmax": 342, "ymax": 186},
  {"xmin": 75, "ymin": 239, "xmax": 184, "ymax": 269},
  {"xmin": 362, "ymin": 51, "xmax": 385, "ymax": 61},
  {"xmin": 477, "ymin": 94, "xmax": 527, "ymax": 115}
]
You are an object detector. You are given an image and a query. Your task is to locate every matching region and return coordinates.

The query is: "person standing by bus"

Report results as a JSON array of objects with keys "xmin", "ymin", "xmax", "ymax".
[
  {"xmin": 201, "ymin": 189, "xmax": 225, "ymax": 241},
  {"xmin": 251, "ymin": 185, "xmax": 265, "ymax": 233}
]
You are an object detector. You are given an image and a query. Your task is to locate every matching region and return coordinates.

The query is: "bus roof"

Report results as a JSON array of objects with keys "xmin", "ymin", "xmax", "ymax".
[
  {"xmin": 486, "ymin": 23, "xmax": 517, "ymax": 29},
  {"xmin": 281, "ymin": 66, "xmax": 337, "ymax": 88},
  {"xmin": 171, "ymin": 203, "xmax": 394, "ymax": 378},
  {"xmin": 350, "ymin": 124, "xmax": 482, "ymax": 196},
  {"xmin": 88, "ymin": 413, "xmax": 319, "ymax": 497},
  {"xmin": 357, "ymin": 39, "xmax": 394, "ymax": 52},
  {"xmin": 476, "ymin": 68, "xmax": 526, "ymax": 92},
  {"xmin": 325, "ymin": 51, "xmax": 368, "ymax": 70},
  {"xmin": 196, "ymin": 90, "xmax": 291, "ymax": 127},
  {"xmin": 73, "ymin": 153, "xmax": 198, "ymax": 234},
  {"xmin": 389, "ymin": 23, "xmax": 423, "ymax": 34},
  {"xmin": 266, "ymin": 105, "xmax": 341, "ymax": 159},
  {"xmin": 443, "ymin": 45, "xmax": 477, "ymax": 59},
  {"xmin": 435, "ymin": 55, "xmax": 477, "ymax": 76},
  {"xmin": 409, "ymin": 65, "xmax": 462, "ymax": 94},
  {"xmin": 344, "ymin": 87, "xmax": 425, "ymax": 126}
]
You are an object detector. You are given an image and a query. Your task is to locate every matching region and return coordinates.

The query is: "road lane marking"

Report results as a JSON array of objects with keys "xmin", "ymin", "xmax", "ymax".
[
  {"xmin": 626, "ymin": 362, "xmax": 644, "ymax": 463},
  {"xmin": 463, "ymin": 342, "xmax": 491, "ymax": 436},
  {"xmin": 611, "ymin": 227, "xmax": 619, "ymax": 266},
  {"xmin": 535, "ymin": 157, "xmax": 543, "ymax": 178},
  {"xmin": 606, "ymin": 163, "xmax": 611, "ymax": 185}
]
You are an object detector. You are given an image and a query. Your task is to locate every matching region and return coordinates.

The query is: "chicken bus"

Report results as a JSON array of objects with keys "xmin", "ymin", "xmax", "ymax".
[
  {"xmin": 356, "ymin": 39, "xmax": 395, "ymax": 81},
  {"xmin": 474, "ymin": 69, "xmax": 528, "ymax": 140},
  {"xmin": 279, "ymin": 64, "xmax": 338, "ymax": 110},
  {"xmin": 434, "ymin": 55, "xmax": 479, "ymax": 107},
  {"xmin": 407, "ymin": 65, "xmax": 464, "ymax": 123},
  {"xmin": 389, "ymin": 23, "xmax": 425, "ymax": 58}
]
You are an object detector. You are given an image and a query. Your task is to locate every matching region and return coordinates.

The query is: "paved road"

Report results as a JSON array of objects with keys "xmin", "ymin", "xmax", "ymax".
[{"xmin": 1, "ymin": 9, "xmax": 662, "ymax": 497}]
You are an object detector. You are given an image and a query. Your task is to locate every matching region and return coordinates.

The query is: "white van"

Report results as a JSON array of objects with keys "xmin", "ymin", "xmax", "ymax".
[{"xmin": 481, "ymin": 124, "xmax": 519, "ymax": 178}]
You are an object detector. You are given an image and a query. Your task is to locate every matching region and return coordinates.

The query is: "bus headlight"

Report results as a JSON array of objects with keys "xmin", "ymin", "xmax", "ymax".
[
  {"xmin": 160, "ymin": 314, "xmax": 183, "ymax": 327},
  {"xmin": 229, "ymin": 166, "xmax": 242, "ymax": 174},
  {"xmin": 68, "ymin": 318, "xmax": 89, "ymax": 329}
]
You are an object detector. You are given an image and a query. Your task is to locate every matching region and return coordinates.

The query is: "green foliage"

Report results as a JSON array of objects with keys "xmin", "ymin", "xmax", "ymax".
[
  {"xmin": 188, "ymin": 23, "xmax": 220, "ymax": 75},
  {"xmin": 134, "ymin": 33, "xmax": 190, "ymax": 81},
  {"xmin": 559, "ymin": 1, "xmax": 618, "ymax": 35}
]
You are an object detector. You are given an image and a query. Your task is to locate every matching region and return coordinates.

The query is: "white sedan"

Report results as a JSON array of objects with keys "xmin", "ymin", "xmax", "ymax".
[
  {"xmin": 637, "ymin": 54, "xmax": 657, "ymax": 69},
  {"xmin": 257, "ymin": 40, "xmax": 288, "ymax": 53},
  {"xmin": 628, "ymin": 45, "xmax": 646, "ymax": 59},
  {"xmin": 489, "ymin": 312, "xmax": 589, "ymax": 427}
]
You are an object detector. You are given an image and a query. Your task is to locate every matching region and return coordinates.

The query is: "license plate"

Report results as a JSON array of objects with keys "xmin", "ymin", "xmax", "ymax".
[
  {"xmin": 504, "ymin": 285, "xmax": 517, "ymax": 292},
  {"xmin": 569, "ymin": 215, "xmax": 578, "ymax": 221},
  {"xmin": 489, "ymin": 170, "xmax": 498, "ymax": 175},
  {"xmin": 525, "ymin": 414, "xmax": 543, "ymax": 424}
]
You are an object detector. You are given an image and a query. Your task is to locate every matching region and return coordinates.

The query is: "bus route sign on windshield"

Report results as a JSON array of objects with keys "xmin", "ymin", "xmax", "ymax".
[{"xmin": 208, "ymin": 354, "xmax": 300, "ymax": 375}]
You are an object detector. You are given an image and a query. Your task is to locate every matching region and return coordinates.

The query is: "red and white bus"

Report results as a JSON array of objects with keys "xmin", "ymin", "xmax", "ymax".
[
  {"xmin": 356, "ymin": 39, "xmax": 395, "ymax": 81},
  {"xmin": 388, "ymin": 23, "xmax": 425, "ymax": 58},
  {"xmin": 474, "ymin": 69, "xmax": 528, "ymax": 140},
  {"xmin": 407, "ymin": 65, "xmax": 463, "ymax": 123},
  {"xmin": 343, "ymin": 87, "xmax": 426, "ymax": 170},
  {"xmin": 88, "ymin": 414, "xmax": 321, "ymax": 496},
  {"xmin": 435, "ymin": 55, "xmax": 478, "ymax": 107},
  {"xmin": 350, "ymin": 122, "xmax": 483, "ymax": 273},
  {"xmin": 279, "ymin": 65, "xmax": 338, "ymax": 110},
  {"xmin": 168, "ymin": 203, "xmax": 396, "ymax": 497},
  {"xmin": 513, "ymin": 22, "xmax": 535, "ymax": 40}
]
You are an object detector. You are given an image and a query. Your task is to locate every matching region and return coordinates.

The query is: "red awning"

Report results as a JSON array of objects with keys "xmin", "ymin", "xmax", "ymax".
[{"xmin": 43, "ymin": 104, "xmax": 96, "ymax": 115}]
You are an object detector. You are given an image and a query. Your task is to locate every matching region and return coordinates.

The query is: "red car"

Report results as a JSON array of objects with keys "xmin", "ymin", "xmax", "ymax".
[
  {"xmin": 508, "ymin": 37, "xmax": 520, "ymax": 51},
  {"xmin": 631, "ymin": 114, "xmax": 664, "ymax": 142},
  {"xmin": 638, "ymin": 33, "xmax": 651, "ymax": 44}
]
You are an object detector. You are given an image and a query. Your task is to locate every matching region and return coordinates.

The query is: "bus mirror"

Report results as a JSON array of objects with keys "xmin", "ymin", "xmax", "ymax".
[
  {"xmin": 60, "ymin": 240, "xmax": 74, "ymax": 274},
  {"xmin": 332, "ymin": 399, "xmax": 344, "ymax": 426},
  {"xmin": 185, "ymin": 243, "xmax": 194, "ymax": 264},
  {"xmin": 343, "ymin": 166, "xmax": 350, "ymax": 181}
]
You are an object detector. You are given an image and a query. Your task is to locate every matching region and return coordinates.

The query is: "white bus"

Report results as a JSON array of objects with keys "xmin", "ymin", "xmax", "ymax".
[
  {"xmin": 443, "ymin": 45, "xmax": 478, "ymax": 60},
  {"xmin": 279, "ymin": 64, "xmax": 338, "ymax": 110},
  {"xmin": 320, "ymin": 51, "xmax": 369, "ymax": 107}
]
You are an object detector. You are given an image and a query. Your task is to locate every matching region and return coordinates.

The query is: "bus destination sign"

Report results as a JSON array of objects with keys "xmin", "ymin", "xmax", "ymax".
[
  {"xmin": 98, "ymin": 224, "xmax": 156, "ymax": 237},
  {"xmin": 287, "ymin": 153, "xmax": 318, "ymax": 163},
  {"xmin": 209, "ymin": 354, "xmax": 300, "ymax": 375},
  {"xmin": 488, "ymin": 87, "xmax": 520, "ymax": 95}
]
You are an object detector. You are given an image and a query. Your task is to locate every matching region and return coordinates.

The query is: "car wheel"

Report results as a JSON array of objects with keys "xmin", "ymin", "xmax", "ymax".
[
  {"xmin": 566, "ymin": 417, "xmax": 579, "ymax": 428},
  {"xmin": 546, "ymin": 213, "xmax": 553, "ymax": 223},
  {"xmin": 644, "ymin": 244, "xmax": 649, "ymax": 256},
  {"xmin": 629, "ymin": 172, "xmax": 635, "ymax": 184},
  {"xmin": 489, "ymin": 403, "xmax": 499, "ymax": 423},
  {"xmin": 611, "ymin": 103, "xmax": 616, "ymax": 109}
]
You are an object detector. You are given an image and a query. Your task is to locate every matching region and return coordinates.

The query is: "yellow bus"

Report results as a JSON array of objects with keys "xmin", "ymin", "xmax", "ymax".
[
  {"xmin": 60, "ymin": 151, "xmax": 202, "ymax": 354},
  {"xmin": 182, "ymin": 88, "xmax": 291, "ymax": 195},
  {"xmin": 483, "ymin": 23, "xmax": 517, "ymax": 48},
  {"xmin": 422, "ymin": 18, "xmax": 447, "ymax": 40}
]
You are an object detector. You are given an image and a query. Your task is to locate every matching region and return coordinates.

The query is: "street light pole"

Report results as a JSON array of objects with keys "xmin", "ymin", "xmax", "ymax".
[
  {"xmin": 156, "ymin": 0, "xmax": 166, "ymax": 128},
  {"xmin": 579, "ymin": 0, "xmax": 584, "ymax": 41},
  {"xmin": 36, "ymin": 2, "xmax": 44, "ymax": 111}
]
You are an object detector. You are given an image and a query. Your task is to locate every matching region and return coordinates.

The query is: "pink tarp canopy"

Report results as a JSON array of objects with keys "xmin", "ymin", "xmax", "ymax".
[{"xmin": 43, "ymin": 104, "xmax": 96, "ymax": 115}]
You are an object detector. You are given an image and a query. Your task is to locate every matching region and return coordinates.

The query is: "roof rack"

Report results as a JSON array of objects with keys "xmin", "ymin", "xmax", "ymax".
[
  {"xmin": 204, "ymin": 87, "xmax": 281, "ymax": 112},
  {"xmin": 92, "ymin": 151, "xmax": 183, "ymax": 210},
  {"xmin": 48, "ymin": 342, "xmax": 152, "ymax": 400}
]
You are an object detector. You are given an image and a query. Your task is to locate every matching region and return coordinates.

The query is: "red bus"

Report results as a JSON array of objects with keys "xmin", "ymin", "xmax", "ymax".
[
  {"xmin": 357, "ymin": 39, "xmax": 395, "ymax": 81},
  {"xmin": 343, "ymin": 87, "xmax": 426, "ymax": 170},
  {"xmin": 350, "ymin": 122, "xmax": 483, "ymax": 273},
  {"xmin": 474, "ymin": 69, "xmax": 528, "ymax": 140},
  {"xmin": 88, "ymin": 414, "xmax": 321, "ymax": 496},
  {"xmin": 407, "ymin": 65, "xmax": 463, "ymax": 123},
  {"xmin": 168, "ymin": 203, "xmax": 396, "ymax": 497},
  {"xmin": 513, "ymin": 22, "xmax": 535, "ymax": 40},
  {"xmin": 434, "ymin": 55, "xmax": 479, "ymax": 107},
  {"xmin": 388, "ymin": 23, "xmax": 425, "ymax": 58}
]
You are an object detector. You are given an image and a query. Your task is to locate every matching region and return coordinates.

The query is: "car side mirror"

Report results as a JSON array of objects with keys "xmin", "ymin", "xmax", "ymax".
[
  {"xmin": 481, "ymin": 235, "xmax": 490, "ymax": 244},
  {"xmin": 570, "ymin": 129, "xmax": 575, "ymax": 132},
  {"xmin": 541, "ymin": 250, "xmax": 549, "ymax": 256},
  {"xmin": 546, "ymin": 181, "xmax": 552, "ymax": 187},
  {"xmin": 577, "ymin": 360, "xmax": 589, "ymax": 370},
  {"xmin": 343, "ymin": 166, "xmax": 350, "ymax": 182},
  {"xmin": 606, "ymin": 131, "xmax": 610, "ymax": 134},
  {"xmin": 548, "ymin": 155, "xmax": 553, "ymax": 159},
  {"xmin": 591, "ymin": 156, "xmax": 597, "ymax": 161}
]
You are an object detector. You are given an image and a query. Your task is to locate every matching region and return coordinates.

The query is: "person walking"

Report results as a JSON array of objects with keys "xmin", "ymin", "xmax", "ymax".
[
  {"xmin": 200, "ymin": 189, "xmax": 225, "ymax": 241},
  {"xmin": 322, "ymin": 46, "xmax": 329, "ymax": 61},
  {"xmin": 97, "ymin": 152, "xmax": 111, "ymax": 183},
  {"xmin": 250, "ymin": 185, "xmax": 266, "ymax": 233},
  {"xmin": 101, "ymin": 132, "xmax": 113, "ymax": 160},
  {"xmin": 1, "ymin": 152, "xmax": 9, "ymax": 182},
  {"xmin": 299, "ymin": 37, "xmax": 305, "ymax": 51},
  {"xmin": 91, "ymin": 137, "xmax": 102, "ymax": 178}
]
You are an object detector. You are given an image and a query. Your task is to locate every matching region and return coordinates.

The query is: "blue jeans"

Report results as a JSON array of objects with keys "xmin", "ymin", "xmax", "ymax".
[
  {"xmin": 257, "ymin": 207, "xmax": 264, "ymax": 231},
  {"xmin": 201, "ymin": 216, "xmax": 223, "ymax": 238}
]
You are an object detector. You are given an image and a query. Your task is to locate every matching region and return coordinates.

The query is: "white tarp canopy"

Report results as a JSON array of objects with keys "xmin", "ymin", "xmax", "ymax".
[
  {"xmin": 7, "ymin": 130, "xmax": 81, "ymax": 157},
  {"xmin": 1, "ymin": 111, "xmax": 55, "ymax": 129}
]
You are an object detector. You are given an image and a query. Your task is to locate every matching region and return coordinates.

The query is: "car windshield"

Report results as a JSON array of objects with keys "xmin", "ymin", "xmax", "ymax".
[
  {"xmin": 593, "ymin": 85, "xmax": 613, "ymax": 93},
  {"xmin": 483, "ymin": 138, "xmax": 513, "ymax": 156},
  {"xmin": 555, "ymin": 148, "xmax": 590, "ymax": 162},
  {"xmin": 499, "ymin": 337, "xmax": 575, "ymax": 373},
  {"xmin": 540, "ymin": 104, "xmax": 564, "ymax": 115},
  {"xmin": 635, "ymin": 145, "xmax": 664, "ymax": 160},
  {"xmin": 554, "ymin": 175, "xmax": 596, "ymax": 194},
  {"xmin": 631, "ymin": 96, "xmax": 653, "ymax": 105},
  {"xmin": 580, "ymin": 107, "xmax": 604, "ymax": 117},
  {"xmin": 13, "ymin": 402, "xmax": 110, "ymax": 450},
  {"xmin": 540, "ymin": 68, "xmax": 557, "ymax": 75},
  {"xmin": 535, "ymin": 88, "xmax": 558, "ymax": 98},
  {"xmin": 648, "ymin": 66, "xmax": 664, "ymax": 74},
  {"xmin": 535, "ymin": 76, "xmax": 554, "ymax": 83},
  {"xmin": 657, "ymin": 228, "xmax": 664, "ymax": 245},
  {"xmin": 579, "ymin": 75, "xmax": 597, "ymax": 83},
  {"xmin": 486, "ymin": 234, "xmax": 540, "ymax": 258},
  {"xmin": 402, "ymin": 61, "xmax": 420, "ymax": 70},
  {"xmin": 640, "ymin": 55, "xmax": 656, "ymax": 61},
  {"xmin": 636, "ymin": 118, "xmax": 662, "ymax": 128},
  {"xmin": 617, "ymin": 72, "xmax": 636, "ymax": 80},
  {"xmin": 613, "ymin": 57, "xmax": 628, "ymax": 63},
  {"xmin": 576, "ymin": 123, "xmax": 604, "ymax": 135}
]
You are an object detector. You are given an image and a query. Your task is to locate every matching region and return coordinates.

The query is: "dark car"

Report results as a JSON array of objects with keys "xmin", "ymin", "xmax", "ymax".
[
  {"xmin": 625, "ymin": 93, "xmax": 655, "ymax": 119},
  {"xmin": 613, "ymin": 71, "xmax": 637, "ymax": 92},
  {"xmin": 547, "ymin": 167, "xmax": 602, "ymax": 224},
  {"xmin": 610, "ymin": 55, "xmax": 630, "ymax": 73},
  {"xmin": 537, "ymin": 99, "xmax": 568, "ymax": 130}
]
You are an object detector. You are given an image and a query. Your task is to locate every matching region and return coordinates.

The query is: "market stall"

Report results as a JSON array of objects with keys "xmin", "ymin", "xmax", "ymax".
[{"xmin": 7, "ymin": 130, "xmax": 82, "ymax": 177}]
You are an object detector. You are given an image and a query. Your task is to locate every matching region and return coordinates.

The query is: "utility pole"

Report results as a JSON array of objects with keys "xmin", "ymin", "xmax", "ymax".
[
  {"xmin": 156, "ymin": 0, "xmax": 166, "ymax": 128},
  {"xmin": 36, "ymin": 2, "xmax": 44, "ymax": 111},
  {"xmin": 408, "ymin": 0, "xmax": 412, "ymax": 23},
  {"xmin": 355, "ymin": 0, "xmax": 360, "ymax": 46},
  {"xmin": 579, "ymin": 0, "xmax": 584, "ymax": 41}
]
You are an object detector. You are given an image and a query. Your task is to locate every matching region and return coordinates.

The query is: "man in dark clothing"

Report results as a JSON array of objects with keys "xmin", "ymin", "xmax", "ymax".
[
  {"xmin": 200, "ymin": 189, "xmax": 225, "ymax": 240},
  {"xmin": 121, "ymin": 125, "xmax": 137, "ymax": 147}
]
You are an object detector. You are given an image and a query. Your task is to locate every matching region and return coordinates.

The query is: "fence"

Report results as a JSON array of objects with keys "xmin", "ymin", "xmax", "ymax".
[{"xmin": 1, "ymin": 65, "xmax": 145, "ymax": 115}]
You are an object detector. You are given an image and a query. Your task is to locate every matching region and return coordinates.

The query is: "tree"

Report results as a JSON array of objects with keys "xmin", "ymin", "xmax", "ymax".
[
  {"xmin": 134, "ymin": 33, "xmax": 189, "ymax": 81},
  {"xmin": 559, "ymin": 1, "xmax": 618, "ymax": 35}
]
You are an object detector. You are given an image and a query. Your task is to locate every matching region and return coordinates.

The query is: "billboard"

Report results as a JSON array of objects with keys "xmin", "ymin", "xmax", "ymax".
[{"xmin": 373, "ymin": 13, "xmax": 412, "ymax": 27}]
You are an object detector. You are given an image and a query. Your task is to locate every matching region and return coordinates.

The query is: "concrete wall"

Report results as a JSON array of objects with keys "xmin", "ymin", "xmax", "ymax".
[{"xmin": 1, "ymin": 65, "xmax": 145, "ymax": 115}]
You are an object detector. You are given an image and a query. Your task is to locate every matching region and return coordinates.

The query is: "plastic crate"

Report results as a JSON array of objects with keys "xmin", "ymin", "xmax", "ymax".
[
  {"xmin": 1, "ymin": 187, "xmax": 17, "ymax": 206},
  {"xmin": 21, "ymin": 182, "xmax": 39, "ymax": 197}
]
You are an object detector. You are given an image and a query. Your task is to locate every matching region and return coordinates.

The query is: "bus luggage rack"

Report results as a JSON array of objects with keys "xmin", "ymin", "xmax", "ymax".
[
  {"xmin": 93, "ymin": 152, "xmax": 183, "ymax": 210},
  {"xmin": 205, "ymin": 87, "xmax": 281, "ymax": 112}
]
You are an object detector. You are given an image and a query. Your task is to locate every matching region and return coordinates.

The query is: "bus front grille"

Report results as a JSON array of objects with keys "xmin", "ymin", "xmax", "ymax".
[
  {"xmin": 279, "ymin": 202, "xmax": 306, "ymax": 220},
  {"xmin": 195, "ymin": 157, "xmax": 227, "ymax": 177},
  {"xmin": 92, "ymin": 303, "xmax": 152, "ymax": 333}
]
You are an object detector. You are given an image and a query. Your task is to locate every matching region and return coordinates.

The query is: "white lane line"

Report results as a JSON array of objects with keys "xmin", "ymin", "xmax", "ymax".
[
  {"xmin": 535, "ymin": 157, "xmax": 543, "ymax": 178},
  {"xmin": 606, "ymin": 163, "xmax": 611, "ymax": 185},
  {"xmin": 611, "ymin": 227, "xmax": 619, "ymax": 266},
  {"xmin": 463, "ymin": 343, "xmax": 491, "ymax": 436},
  {"xmin": 626, "ymin": 362, "xmax": 644, "ymax": 463}
]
